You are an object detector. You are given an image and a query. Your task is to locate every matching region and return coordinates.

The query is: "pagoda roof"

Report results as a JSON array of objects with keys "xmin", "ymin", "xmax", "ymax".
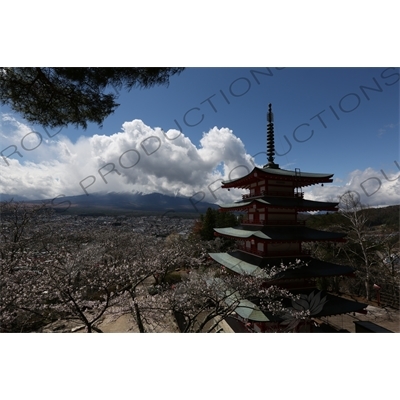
[
  {"xmin": 307, "ymin": 293, "xmax": 367, "ymax": 318},
  {"xmin": 222, "ymin": 166, "xmax": 334, "ymax": 189},
  {"xmin": 209, "ymin": 252, "xmax": 270, "ymax": 278},
  {"xmin": 219, "ymin": 197, "xmax": 339, "ymax": 211},
  {"xmin": 208, "ymin": 277, "xmax": 270, "ymax": 322},
  {"xmin": 209, "ymin": 253, "xmax": 367, "ymax": 320},
  {"xmin": 214, "ymin": 226, "xmax": 346, "ymax": 242},
  {"xmin": 210, "ymin": 252, "xmax": 355, "ymax": 279},
  {"xmin": 262, "ymin": 291, "xmax": 367, "ymax": 321},
  {"xmin": 225, "ymin": 296, "xmax": 269, "ymax": 322}
]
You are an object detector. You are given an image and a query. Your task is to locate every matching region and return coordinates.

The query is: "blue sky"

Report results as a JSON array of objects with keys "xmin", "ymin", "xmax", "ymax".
[
  {"xmin": 1, "ymin": 67, "xmax": 399, "ymax": 207},
  {"xmin": 90, "ymin": 67, "xmax": 399, "ymax": 176},
  {"xmin": 59, "ymin": 67, "xmax": 398, "ymax": 175}
]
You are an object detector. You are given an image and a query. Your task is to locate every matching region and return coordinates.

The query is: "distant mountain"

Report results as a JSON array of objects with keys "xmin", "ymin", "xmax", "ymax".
[
  {"xmin": 0, "ymin": 192, "xmax": 219, "ymax": 216},
  {"xmin": 0, "ymin": 194, "xmax": 32, "ymax": 202}
]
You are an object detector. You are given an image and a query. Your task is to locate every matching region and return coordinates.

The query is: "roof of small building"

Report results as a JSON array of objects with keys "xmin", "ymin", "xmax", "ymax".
[{"xmin": 353, "ymin": 321, "xmax": 393, "ymax": 333}]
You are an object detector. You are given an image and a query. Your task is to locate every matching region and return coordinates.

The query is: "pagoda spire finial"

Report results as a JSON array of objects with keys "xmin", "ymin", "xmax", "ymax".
[{"xmin": 264, "ymin": 103, "xmax": 279, "ymax": 169}]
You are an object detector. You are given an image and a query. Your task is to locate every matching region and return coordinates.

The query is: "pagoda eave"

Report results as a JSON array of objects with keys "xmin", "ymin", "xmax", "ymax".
[
  {"xmin": 218, "ymin": 197, "xmax": 339, "ymax": 212},
  {"xmin": 214, "ymin": 231, "xmax": 345, "ymax": 244},
  {"xmin": 221, "ymin": 167, "xmax": 334, "ymax": 189},
  {"xmin": 210, "ymin": 252, "xmax": 356, "ymax": 281},
  {"xmin": 214, "ymin": 226, "xmax": 346, "ymax": 242},
  {"xmin": 260, "ymin": 293, "xmax": 367, "ymax": 321}
]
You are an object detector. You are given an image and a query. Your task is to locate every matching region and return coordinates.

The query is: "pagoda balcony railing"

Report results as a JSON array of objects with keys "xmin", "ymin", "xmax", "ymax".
[
  {"xmin": 242, "ymin": 191, "xmax": 304, "ymax": 199},
  {"xmin": 236, "ymin": 247, "xmax": 267, "ymax": 257},
  {"xmin": 241, "ymin": 219, "xmax": 305, "ymax": 226},
  {"xmin": 236, "ymin": 247, "xmax": 311, "ymax": 258}
]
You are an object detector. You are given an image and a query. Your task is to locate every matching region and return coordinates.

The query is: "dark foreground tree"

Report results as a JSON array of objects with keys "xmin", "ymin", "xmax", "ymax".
[
  {"xmin": 194, "ymin": 208, "xmax": 238, "ymax": 241},
  {"xmin": 0, "ymin": 67, "xmax": 184, "ymax": 129}
]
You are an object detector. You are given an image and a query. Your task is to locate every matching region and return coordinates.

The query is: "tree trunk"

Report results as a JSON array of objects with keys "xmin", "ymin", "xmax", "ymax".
[
  {"xmin": 129, "ymin": 289, "xmax": 145, "ymax": 333},
  {"xmin": 134, "ymin": 302, "xmax": 146, "ymax": 333},
  {"xmin": 365, "ymin": 279, "xmax": 371, "ymax": 301}
]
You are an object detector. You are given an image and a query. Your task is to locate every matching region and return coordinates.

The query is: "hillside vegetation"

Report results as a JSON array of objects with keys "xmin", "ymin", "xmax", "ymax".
[
  {"xmin": 304, "ymin": 204, "xmax": 399, "ymax": 307},
  {"xmin": 306, "ymin": 205, "xmax": 399, "ymax": 232}
]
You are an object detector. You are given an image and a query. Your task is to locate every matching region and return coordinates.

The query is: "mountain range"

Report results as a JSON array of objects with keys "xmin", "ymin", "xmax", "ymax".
[{"xmin": 0, "ymin": 192, "xmax": 219, "ymax": 216}]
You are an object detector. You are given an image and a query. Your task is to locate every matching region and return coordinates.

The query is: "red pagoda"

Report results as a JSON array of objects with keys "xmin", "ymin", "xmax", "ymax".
[{"xmin": 209, "ymin": 104, "xmax": 367, "ymax": 332}]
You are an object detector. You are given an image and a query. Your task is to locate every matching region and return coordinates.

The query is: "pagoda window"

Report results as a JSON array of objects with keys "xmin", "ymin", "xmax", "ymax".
[
  {"xmin": 246, "ymin": 241, "xmax": 251, "ymax": 249},
  {"xmin": 249, "ymin": 213, "xmax": 254, "ymax": 222},
  {"xmin": 257, "ymin": 242, "xmax": 264, "ymax": 252},
  {"xmin": 259, "ymin": 213, "xmax": 265, "ymax": 223}
]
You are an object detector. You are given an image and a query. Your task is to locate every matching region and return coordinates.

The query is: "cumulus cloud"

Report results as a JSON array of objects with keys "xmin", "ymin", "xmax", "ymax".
[
  {"xmin": 1, "ymin": 114, "xmax": 398, "ymax": 207},
  {"xmin": 304, "ymin": 166, "xmax": 400, "ymax": 207},
  {"xmin": 0, "ymin": 116, "xmax": 253, "ymax": 203}
]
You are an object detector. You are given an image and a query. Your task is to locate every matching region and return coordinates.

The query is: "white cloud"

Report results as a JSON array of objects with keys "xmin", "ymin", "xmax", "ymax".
[
  {"xmin": 304, "ymin": 167, "xmax": 400, "ymax": 207},
  {"xmin": 1, "ymin": 115, "xmax": 398, "ymax": 208},
  {"xmin": 377, "ymin": 122, "xmax": 398, "ymax": 137},
  {"xmin": 0, "ymin": 116, "xmax": 252, "ymax": 203}
]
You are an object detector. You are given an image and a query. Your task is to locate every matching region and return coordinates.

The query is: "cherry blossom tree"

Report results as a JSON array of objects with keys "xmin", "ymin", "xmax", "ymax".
[
  {"xmin": 0, "ymin": 256, "xmax": 52, "ymax": 332},
  {"xmin": 149, "ymin": 260, "xmax": 305, "ymax": 333},
  {"xmin": 0, "ymin": 206, "xmax": 315, "ymax": 333},
  {"xmin": 0, "ymin": 200, "xmax": 54, "ymax": 263},
  {"xmin": 338, "ymin": 191, "xmax": 384, "ymax": 300}
]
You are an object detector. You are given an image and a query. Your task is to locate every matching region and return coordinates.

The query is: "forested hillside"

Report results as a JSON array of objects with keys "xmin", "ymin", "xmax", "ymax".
[{"xmin": 305, "ymin": 205, "xmax": 399, "ymax": 231}]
